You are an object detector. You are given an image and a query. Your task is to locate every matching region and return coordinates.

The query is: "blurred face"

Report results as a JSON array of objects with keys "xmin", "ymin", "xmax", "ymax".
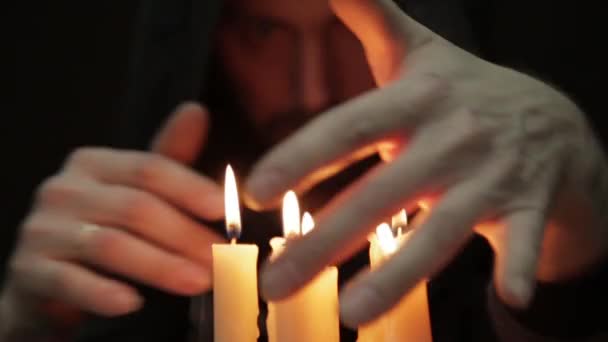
[{"xmin": 216, "ymin": 0, "xmax": 375, "ymax": 145}]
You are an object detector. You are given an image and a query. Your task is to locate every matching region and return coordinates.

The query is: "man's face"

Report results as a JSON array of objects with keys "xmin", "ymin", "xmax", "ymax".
[{"xmin": 216, "ymin": 0, "xmax": 375, "ymax": 145}]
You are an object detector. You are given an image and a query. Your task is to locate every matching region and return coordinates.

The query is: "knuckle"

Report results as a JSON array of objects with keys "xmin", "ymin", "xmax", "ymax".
[
  {"xmin": 400, "ymin": 73, "xmax": 452, "ymax": 109},
  {"xmin": 344, "ymin": 117, "xmax": 377, "ymax": 146},
  {"xmin": 47, "ymin": 265, "xmax": 72, "ymax": 296},
  {"xmin": 148, "ymin": 262, "xmax": 175, "ymax": 282},
  {"xmin": 490, "ymin": 153, "xmax": 522, "ymax": 190},
  {"xmin": 7, "ymin": 255, "xmax": 39, "ymax": 292},
  {"xmin": 133, "ymin": 154, "xmax": 169, "ymax": 186},
  {"xmin": 119, "ymin": 192, "xmax": 155, "ymax": 227},
  {"xmin": 65, "ymin": 147, "xmax": 97, "ymax": 167},
  {"xmin": 417, "ymin": 73, "xmax": 452, "ymax": 99},
  {"xmin": 36, "ymin": 176, "xmax": 79, "ymax": 207},
  {"xmin": 8, "ymin": 254, "xmax": 30, "ymax": 281},
  {"xmin": 21, "ymin": 215, "xmax": 54, "ymax": 247},
  {"xmin": 85, "ymin": 228, "xmax": 122, "ymax": 262}
]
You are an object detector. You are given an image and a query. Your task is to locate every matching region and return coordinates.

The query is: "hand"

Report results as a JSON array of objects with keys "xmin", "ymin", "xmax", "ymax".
[
  {"xmin": 1, "ymin": 103, "xmax": 224, "ymax": 330},
  {"xmin": 245, "ymin": 0, "xmax": 608, "ymax": 328}
]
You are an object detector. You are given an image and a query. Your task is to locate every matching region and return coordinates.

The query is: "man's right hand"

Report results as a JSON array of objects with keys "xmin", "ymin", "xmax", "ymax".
[{"xmin": 1, "ymin": 103, "xmax": 224, "ymax": 334}]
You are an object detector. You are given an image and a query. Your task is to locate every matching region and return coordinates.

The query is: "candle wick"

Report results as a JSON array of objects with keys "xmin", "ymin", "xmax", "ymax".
[{"xmin": 230, "ymin": 238, "xmax": 236, "ymax": 245}]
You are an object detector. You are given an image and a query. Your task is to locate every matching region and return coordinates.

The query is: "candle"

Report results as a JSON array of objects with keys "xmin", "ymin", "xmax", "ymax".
[
  {"xmin": 391, "ymin": 209, "xmax": 408, "ymax": 237},
  {"xmin": 266, "ymin": 193, "xmax": 340, "ymax": 342},
  {"xmin": 389, "ymin": 208, "xmax": 432, "ymax": 342},
  {"xmin": 356, "ymin": 225, "xmax": 391, "ymax": 342},
  {"xmin": 266, "ymin": 191, "xmax": 300, "ymax": 342},
  {"xmin": 358, "ymin": 212, "xmax": 432, "ymax": 342},
  {"xmin": 213, "ymin": 165, "xmax": 259, "ymax": 342}
]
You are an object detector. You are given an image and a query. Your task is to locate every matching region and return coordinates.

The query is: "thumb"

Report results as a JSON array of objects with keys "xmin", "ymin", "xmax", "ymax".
[
  {"xmin": 330, "ymin": 0, "xmax": 434, "ymax": 85},
  {"xmin": 150, "ymin": 102, "xmax": 210, "ymax": 164}
]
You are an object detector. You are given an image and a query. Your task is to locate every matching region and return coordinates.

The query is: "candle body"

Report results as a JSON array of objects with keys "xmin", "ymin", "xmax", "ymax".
[
  {"xmin": 358, "ymin": 234, "xmax": 432, "ymax": 342},
  {"xmin": 357, "ymin": 237, "xmax": 388, "ymax": 342},
  {"xmin": 212, "ymin": 244, "xmax": 259, "ymax": 342},
  {"xmin": 385, "ymin": 280, "xmax": 432, "ymax": 342},
  {"xmin": 266, "ymin": 237, "xmax": 284, "ymax": 342},
  {"xmin": 268, "ymin": 267, "xmax": 340, "ymax": 342}
]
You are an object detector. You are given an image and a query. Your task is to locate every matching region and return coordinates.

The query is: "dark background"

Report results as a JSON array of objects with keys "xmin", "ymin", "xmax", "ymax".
[{"xmin": 7, "ymin": 2, "xmax": 141, "ymax": 279}]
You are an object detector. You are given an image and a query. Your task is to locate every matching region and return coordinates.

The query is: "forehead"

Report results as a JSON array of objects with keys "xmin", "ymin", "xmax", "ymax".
[{"xmin": 225, "ymin": 0, "xmax": 334, "ymax": 26}]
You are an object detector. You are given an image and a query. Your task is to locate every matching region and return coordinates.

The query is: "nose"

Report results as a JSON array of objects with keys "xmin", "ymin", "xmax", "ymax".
[{"xmin": 296, "ymin": 36, "xmax": 330, "ymax": 114}]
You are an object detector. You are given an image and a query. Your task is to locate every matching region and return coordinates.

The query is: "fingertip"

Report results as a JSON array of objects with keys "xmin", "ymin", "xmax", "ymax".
[
  {"xmin": 259, "ymin": 258, "xmax": 303, "ymax": 301},
  {"xmin": 152, "ymin": 101, "xmax": 210, "ymax": 163},
  {"xmin": 111, "ymin": 290, "xmax": 144, "ymax": 315},
  {"xmin": 175, "ymin": 101, "xmax": 206, "ymax": 115},
  {"xmin": 241, "ymin": 191, "xmax": 266, "ymax": 212},
  {"xmin": 98, "ymin": 286, "xmax": 144, "ymax": 317},
  {"xmin": 174, "ymin": 264, "xmax": 213, "ymax": 295},
  {"xmin": 243, "ymin": 170, "xmax": 284, "ymax": 210},
  {"xmin": 497, "ymin": 276, "xmax": 534, "ymax": 309},
  {"xmin": 259, "ymin": 263, "xmax": 286, "ymax": 301},
  {"xmin": 339, "ymin": 286, "xmax": 384, "ymax": 329}
]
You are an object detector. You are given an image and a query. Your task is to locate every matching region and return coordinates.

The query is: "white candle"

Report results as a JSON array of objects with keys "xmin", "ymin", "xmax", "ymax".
[
  {"xmin": 358, "ymin": 213, "xmax": 432, "ymax": 342},
  {"xmin": 266, "ymin": 194, "xmax": 340, "ymax": 342},
  {"xmin": 212, "ymin": 165, "xmax": 259, "ymax": 342},
  {"xmin": 357, "ymin": 226, "xmax": 391, "ymax": 342}
]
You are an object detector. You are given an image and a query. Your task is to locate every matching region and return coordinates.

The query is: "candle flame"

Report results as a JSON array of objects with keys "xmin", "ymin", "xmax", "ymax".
[
  {"xmin": 376, "ymin": 223, "xmax": 397, "ymax": 255},
  {"xmin": 282, "ymin": 191, "xmax": 300, "ymax": 238},
  {"xmin": 269, "ymin": 236, "xmax": 286, "ymax": 253},
  {"xmin": 391, "ymin": 209, "xmax": 408, "ymax": 236},
  {"xmin": 301, "ymin": 212, "xmax": 315, "ymax": 235},
  {"xmin": 224, "ymin": 165, "xmax": 241, "ymax": 239}
]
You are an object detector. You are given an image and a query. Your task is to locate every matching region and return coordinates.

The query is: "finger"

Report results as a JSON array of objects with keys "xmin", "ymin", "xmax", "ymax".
[
  {"xmin": 494, "ymin": 209, "xmax": 545, "ymax": 309},
  {"xmin": 63, "ymin": 148, "xmax": 223, "ymax": 220},
  {"xmin": 493, "ymin": 162, "xmax": 560, "ymax": 308},
  {"xmin": 246, "ymin": 75, "xmax": 447, "ymax": 209},
  {"xmin": 37, "ymin": 178, "xmax": 224, "ymax": 265},
  {"xmin": 330, "ymin": 0, "xmax": 435, "ymax": 84},
  {"xmin": 259, "ymin": 110, "xmax": 485, "ymax": 300},
  {"xmin": 11, "ymin": 256, "xmax": 142, "ymax": 317},
  {"xmin": 151, "ymin": 102, "xmax": 210, "ymax": 164},
  {"xmin": 339, "ymin": 159, "xmax": 513, "ymax": 327},
  {"xmin": 31, "ymin": 218, "xmax": 212, "ymax": 295}
]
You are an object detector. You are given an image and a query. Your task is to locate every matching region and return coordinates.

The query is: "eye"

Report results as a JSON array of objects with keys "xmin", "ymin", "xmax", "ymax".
[
  {"xmin": 238, "ymin": 17, "xmax": 285, "ymax": 48},
  {"xmin": 250, "ymin": 18, "xmax": 281, "ymax": 39}
]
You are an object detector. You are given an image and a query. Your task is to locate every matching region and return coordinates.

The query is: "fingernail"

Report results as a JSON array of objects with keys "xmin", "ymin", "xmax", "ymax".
[
  {"xmin": 245, "ymin": 169, "xmax": 282, "ymax": 205},
  {"xmin": 113, "ymin": 291, "xmax": 143, "ymax": 313},
  {"xmin": 260, "ymin": 260, "xmax": 299, "ymax": 300},
  {"xmin": 510, "ymin": 278, "xmax": 533, "ymax": 307},
  {"xmin": 340, "ymin": 287, "xmax": 383, "ymax": 327},
  {"xmin": 175, "ymin": 264, "xmax": 211, "ymax": 294}
]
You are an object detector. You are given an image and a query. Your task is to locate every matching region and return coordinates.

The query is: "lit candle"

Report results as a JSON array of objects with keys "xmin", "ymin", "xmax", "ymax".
[
  {"xmin": 212, "ymin": 165, "xmax": 259, "ymax": 342},
  {"xmin": 358, "ymin": 210, "xmax": 432, "ymax": 342},
  {"xmin": 356, "ymin": 224, "xmax": 391, "ymax": 342},
  {"xmin": 266, "ymin": 191, "xmax": 300, "ymax": 342},
  {"xmin": 267, "ymin": 193, "xmax": 340, "ymax": 342},
  {"xmin": 391, "ymin": 208, "xmax": 408, "ymax": 237}
]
